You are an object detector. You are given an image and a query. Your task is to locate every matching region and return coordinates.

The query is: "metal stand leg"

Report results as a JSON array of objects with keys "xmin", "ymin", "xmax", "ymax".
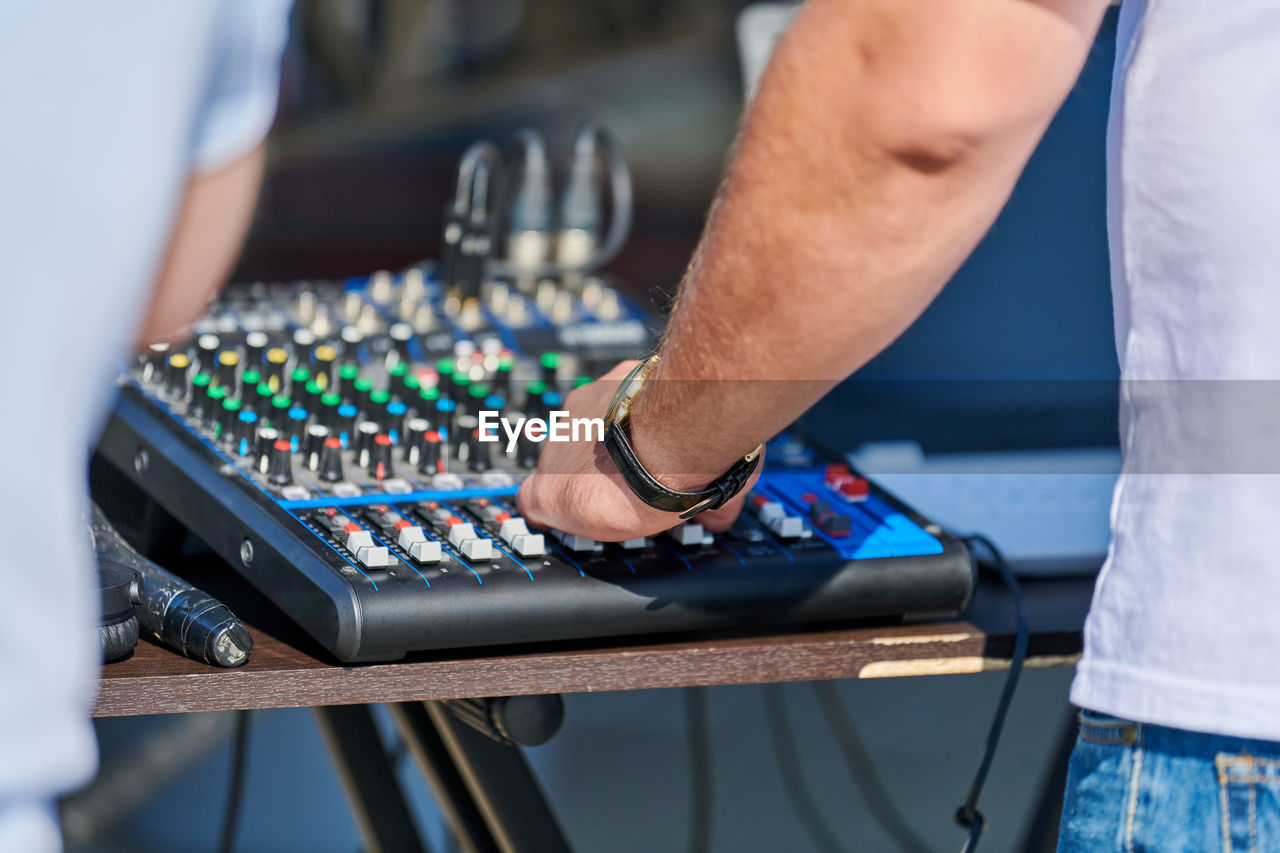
[
  {"xmin": 390, "ymin": 701, "xmax": 571, "ymax": 853},
  {"xmin": 388, "ymin": 703, "xmax": 501, "ymax": 853},
  {"xmin": 314, "ymin": 704, "xmax": 429, "ymax": 853}
]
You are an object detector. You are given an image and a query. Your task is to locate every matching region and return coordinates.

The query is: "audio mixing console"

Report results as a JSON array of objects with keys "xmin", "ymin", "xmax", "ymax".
[{"xmin": 95, "ymin": 269, "xmax": 974, "ymax": 661}]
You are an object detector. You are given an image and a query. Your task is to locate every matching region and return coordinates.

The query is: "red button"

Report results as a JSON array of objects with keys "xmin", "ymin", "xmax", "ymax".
[
  {"xmin": 324, "ymin": 437, "xmax": 342, "ymax": 449},
  {"xmin": 801, "ymin": 492, "xmax": 818, "ymax": 504},
  {"xmin": 838, "ymin": 478, "xmax": 870, "ymax": 501},
  {"xmin": 394, "ymin": 519, "xmax": 413, "ymax": 530},
  {"xmin": 825, "ymin": 463, "xmax": 852, "ymax": 485},
  {"xmin": 445, "ymin": 515, "xmax": 463, "ymax": 527},
  {"xmin": 495, "ymin": 511, "xmax": 512, "ymax": 523},
  {"xmin": 750, "ymin": 494, "xmax": 769, "ymax": 509},
  {"xmin": 375, "ymin": 434, "xmax": 392, "ymax": 446},
  {"xmin": 342, "ymin": 522, "xmax": 361, "ymax": 535},
  {"xmin": 323, "ymin": 507, "xmax": 337, "ymax": 517},
  {"xmin": 274, "ymin": 440, "xmax": 292, "ymax": 452}
]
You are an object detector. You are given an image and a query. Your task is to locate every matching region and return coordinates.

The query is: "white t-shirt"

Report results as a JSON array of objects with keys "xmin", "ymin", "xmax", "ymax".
[
  {"xmin": 0, "ymin": 3, "xmax": 289, "ymax": 849},
  {"xmin": 1071, "ymin": 0, "xmax": 1280, "ymax": 739}
]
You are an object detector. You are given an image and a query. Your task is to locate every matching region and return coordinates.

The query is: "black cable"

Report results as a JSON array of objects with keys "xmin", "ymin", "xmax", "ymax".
[
  {"xmin": 761, "ymin": 684, "xmax": 846, "ymax": 853},
  {"xmin": 810, "ymin": 681, "xmax": 933, "ymax": 853},
  {"xmin": 684, "ymin": 686, "xmax": 713, "ymax": 853},
  {"xmin": 955, "ymin": 535, "xmax": 1029, "ymax": 853},
  {"xmin": 218, "ymin": 710, "xmax": 252, "ymax": 853},
  {"xmin": 487, "ymin": 120, "xmax": 633, "ymax": 277}
]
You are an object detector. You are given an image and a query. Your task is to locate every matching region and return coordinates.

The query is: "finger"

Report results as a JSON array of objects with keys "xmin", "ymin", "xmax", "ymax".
[{"xmin": 515, "ymin": 474, "xmax": 561, "ymax": 532}]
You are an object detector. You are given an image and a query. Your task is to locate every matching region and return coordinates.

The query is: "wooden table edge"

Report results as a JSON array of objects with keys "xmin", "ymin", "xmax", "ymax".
[{"xmin": 93, "ymin": 621, "xmax": 1083, "ymax": 718}]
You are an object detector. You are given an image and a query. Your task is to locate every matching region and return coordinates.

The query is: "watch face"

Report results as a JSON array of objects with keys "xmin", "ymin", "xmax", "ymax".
[{"xmin": 606, "ymin": 356, "xmax": 656, "ymax": 424}]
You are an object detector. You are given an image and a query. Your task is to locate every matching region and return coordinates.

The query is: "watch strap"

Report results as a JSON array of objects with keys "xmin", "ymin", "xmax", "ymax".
[{"xmin": 603, "ymin": 411, "xmax": 762, "ymax": 519}]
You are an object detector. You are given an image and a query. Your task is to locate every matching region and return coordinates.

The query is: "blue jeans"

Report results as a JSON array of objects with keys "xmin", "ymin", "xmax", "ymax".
[{"xmin": 1058, "ymin": 709, "xmax": 1280, "ymax": 852}]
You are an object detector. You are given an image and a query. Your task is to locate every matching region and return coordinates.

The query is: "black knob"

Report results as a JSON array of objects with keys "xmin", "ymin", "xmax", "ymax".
[
  {"xmin": 318, "ymin": 436, "xmax": 345, "ymax": 483},
  {"xmin": 369, "ymin": 434, "xmax": 394, "ymax": 480},
  {"xmin": 454, "ymin": 415, "xmax": 477, "ymax": 463},
  {"xmin": 468, "ymin": 427, "xmax": 491, "ymax": 472},
  {"xmin": 253, "ymin": 427, "xmax": 279, "ymax": 474},
  {"xmin": 340, "ymin": 326, "xmax": 363, "ymax": 363},
  {"xmin": 245, "ymin": 330, "xmax": 269, "ymax": 369},
  {"xmin": 389, "ymin": 323, "xmax": 414, "ymax": 363},
  {"xmin": 517, "ymin": 422, "xmax": 540, "ymax": 470},
  {"xmin": 302, "ymin": 424, "xmax": 329, "ymax": 468},
  {"xmin": 165, "ymin": 353, "xmax": 190, "ymax": 398},
  {"xmin": 265, "ymin": 347, "xmax": 289, "ymax": 391},
  {"xmin": 267, "ymin": 439, "xmax": 293, "ymax": 486},
  {"xmin": 233, "ymin": 411, "xmax": 259, "ymax": 456},
  {"xmin": 354, "ymin": 420, "xmax": 380, "ymax": 468},
  {"xmin": 293, "ymin": 327, "xmax": 316, "ymax": 360},
  {"xmin": 403, "ymin": 418, "xmax": 429, "ymax": 465},
  {"xmin": 215, "ymin": 350, "xmax": 240, "ymax": 388},
  {"xmin": 217, "ymin": 397, "xmax": 242, "ymax": 440},
  {"xmin": 418, "ymin": 430, "xmax": 442, "ymax": 476},
  {"xmin": 196, "ymin": 334, "xmax": 220, "ymax": 372},
  {"xmin": 379, "ymin": 400, "xmax": 407, "ymax": 438},
  {"xmin": 189, "ymin": 372, "xmax": 213, "ymax": 421},
  {"xmin": 436, "ymin": 398, "xmax": 457, "ymax": 443},
  {"xmin": 280, "ymin": 407, "xmax": 304, "ymax": 448},
  {"xmin": 143, "ymin": 342, "xmax": 170, "ymax": 383}
]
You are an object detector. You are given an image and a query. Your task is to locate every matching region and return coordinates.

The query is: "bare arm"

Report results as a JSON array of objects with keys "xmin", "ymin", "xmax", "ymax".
[
  {"xmin": 137, "ymin": 145, "xmax": 264, "ymax": 343},
  {"xmin": 518, "ymin": 0, "xmax": 1108, "ymax": 539}
]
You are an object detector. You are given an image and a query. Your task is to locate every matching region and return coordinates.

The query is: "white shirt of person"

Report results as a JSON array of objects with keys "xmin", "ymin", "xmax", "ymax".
[
  {"xmin": 1072, "ymin": 0, "xmax": 1280, "ymax": 740},
  {"xmin": 0, "ymin": 3, "xmax": 289, "ymax": 849}
]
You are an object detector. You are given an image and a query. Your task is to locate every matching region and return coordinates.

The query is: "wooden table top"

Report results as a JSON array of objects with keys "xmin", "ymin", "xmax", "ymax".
[{"xmin": 94, "ymin": 575, "xmax": 1093, "ymax": 717}]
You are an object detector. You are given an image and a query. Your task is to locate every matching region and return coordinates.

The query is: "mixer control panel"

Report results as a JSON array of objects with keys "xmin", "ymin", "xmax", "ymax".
[{"xmin": 96, "ymin": 270, "xmax": 973, "ymax": 662}]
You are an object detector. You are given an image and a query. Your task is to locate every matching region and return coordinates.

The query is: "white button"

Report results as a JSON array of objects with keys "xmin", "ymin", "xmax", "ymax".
[
  {"xmin": 460, "ymin": 538, "xmax": 493, "ymax": 560},
  {"xmin": 509, "ymin": 533, "xmax": 545, "ymax": 557},
  {"xmin": 620, "ymin": 538, "xmax": 648, "ymax": 550},
  {"xmin": 281, "ymin": 485, "xmax": 311, "ymax": 501},
  {"xmin": 332, "ymin": 482, "xmax": 362, "ymax": 497},
  {"xmin": 556, "ymin": 532, "xmax": 598, "ymax": 552},
  {"xmin": 499, "ymin": 518, "xmax": 530, "ymax": 542},
  {"xmin": 448, "ymin": 523, "xmax": 477, "ymax": 547},
  {"xmin": 356, "ymin": 546, "xmax": 391, "ymax": 567},
  {"xmin": 383, "ymin": 478, "xmax": 412, "ymax": 494},
  {"xmin": 432, "ymin": 473, "xmax": 464, "ymax": 490},
  {"xmin": 409, "ymin": 540, "xmax": 442, "ymax": 563},
  {"xmin": 770, "ymin": 517, "xmax": 806, "ymax": 539},
  {"xmin": 346, "ymin": 530, "xmax": 374, "ymax": 552},
  {"xmin": 756, "ymin": 502, "xmax": 785, "ymax": 525},
  {"xmin": 669, "ymin": 523, "xmax": 707, "ymax": 547},
  {"xmin": 480, "ymin": 471, "xmax": 515, "ymax": 487},
  {"xmin": 397, "ymin": 526, "xmax": 427, "ymax": 548}
]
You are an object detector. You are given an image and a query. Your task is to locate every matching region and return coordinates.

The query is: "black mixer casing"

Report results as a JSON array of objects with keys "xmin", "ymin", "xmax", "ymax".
[{"xmin": 98, "ymin": 385, "xmax": 974, "ymax": 662}]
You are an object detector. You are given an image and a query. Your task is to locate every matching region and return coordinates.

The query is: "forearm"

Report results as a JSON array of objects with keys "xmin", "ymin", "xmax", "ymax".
[
  {"xmin": 138, "ymin": 146, "xmax": 265, "ymax": 343},
  {"xmin": 630, "ymin": 0, "xmax": 1106, "ymax": 488}
]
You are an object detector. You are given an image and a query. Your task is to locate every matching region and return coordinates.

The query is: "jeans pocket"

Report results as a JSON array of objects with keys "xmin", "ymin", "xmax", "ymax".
[
  {"xmin": 1216, "ymin": 753, "xmax": 1280, "ymax": 853},
  {"xmin": 1078, "ymin": 710, "xmax": 1139, "ymax": 747}
]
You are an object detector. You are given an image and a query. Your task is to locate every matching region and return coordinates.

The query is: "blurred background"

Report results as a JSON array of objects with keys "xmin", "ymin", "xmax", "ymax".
[
  {"xmin": 81, "ymin": 2, "xmax": 1119, "ymax": 850},
  {"xmin": 241, "ymin": 0, "xmax": 1120, "ymax": 452}
]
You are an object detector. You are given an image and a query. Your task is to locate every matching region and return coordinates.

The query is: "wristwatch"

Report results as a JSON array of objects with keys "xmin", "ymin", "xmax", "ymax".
[{"xmin": 602, "ymin": 356, "xmax": 763, "ymax": 519}]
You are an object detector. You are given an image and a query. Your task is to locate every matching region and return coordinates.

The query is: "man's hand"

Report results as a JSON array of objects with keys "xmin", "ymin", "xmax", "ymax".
[{"xmin": 515, "ymin": 361, "xmax": 761, "ymax": 542}]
